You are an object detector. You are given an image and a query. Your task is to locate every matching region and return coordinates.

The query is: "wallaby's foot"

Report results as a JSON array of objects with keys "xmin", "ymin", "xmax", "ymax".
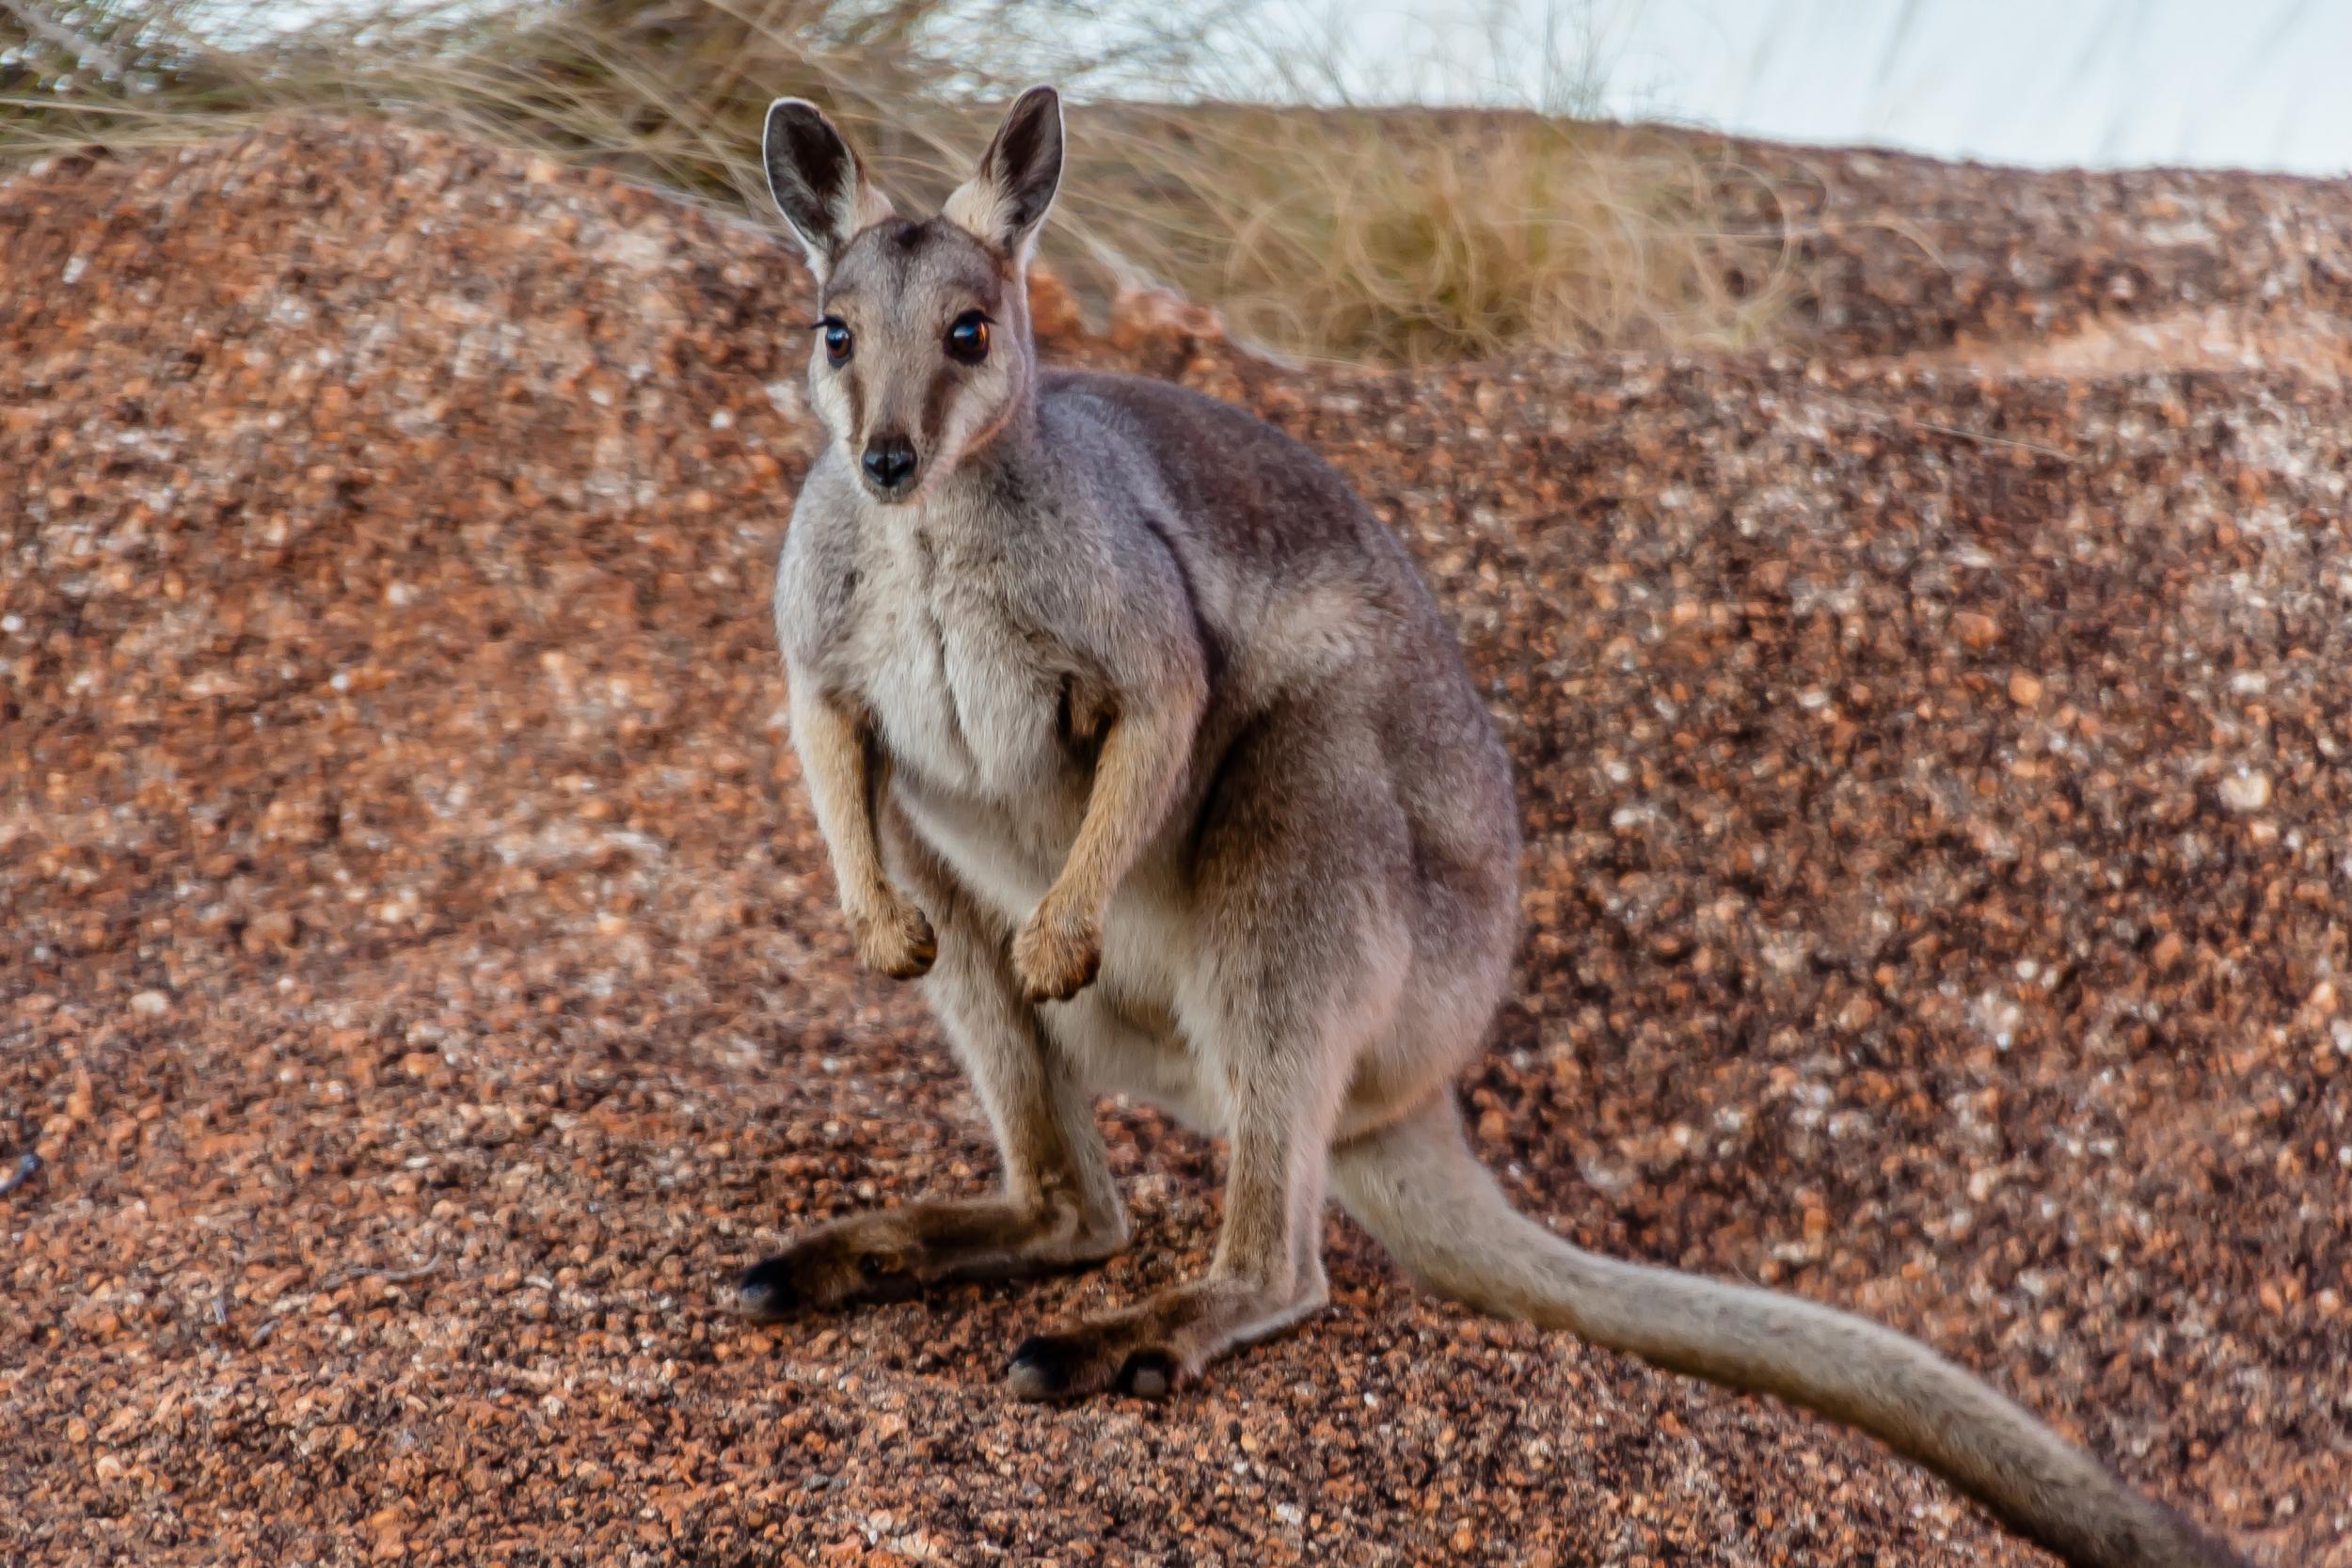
[
  {"xmin": 850, "ymin": 894, "xmax": 935, "ymax": 979},
  {"xmin": 736, "ymin": 1216, "xmax": 927, "ymax": 1316},
  {"xmin": 1011, "ymin": 895, "xmax": 1101, "ymax": 1003},
  {"xmin": 1004, "ymin": 1271, "xmax": 1327, "ymax": 1401},
  {"xmin": 736, "ymin": 1196, "xmax": 1123, "ymax": 1320}
]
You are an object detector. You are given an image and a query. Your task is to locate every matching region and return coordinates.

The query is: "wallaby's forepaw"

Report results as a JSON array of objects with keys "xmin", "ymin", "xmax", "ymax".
[
  {"xmin": 1012, "ymin": 897, "xmax": 1100, "ymax": 1003},
  {"xmin": 851, "ymin": 894, "xmax": 935, "ymax": 979}
]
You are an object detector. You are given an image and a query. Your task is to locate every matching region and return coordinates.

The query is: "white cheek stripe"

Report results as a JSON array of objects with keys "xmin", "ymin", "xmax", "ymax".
[{"xmin": 810, "ymin": 362, "xmax": 856, "ymax": 449}]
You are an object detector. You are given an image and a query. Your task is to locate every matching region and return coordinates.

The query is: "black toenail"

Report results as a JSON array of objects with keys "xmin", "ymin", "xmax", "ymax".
[
  {"xmin": 1118, "ymin": 1349, "xmax": 1175, "ymax": 1398},
  {"xmin": 735, "ymin": 1258, "xmax": 799, "ymax": 1321},
  {"xmin": 1007, "ymin": 1335, "xmax": 1078, "ymax": 1399}
]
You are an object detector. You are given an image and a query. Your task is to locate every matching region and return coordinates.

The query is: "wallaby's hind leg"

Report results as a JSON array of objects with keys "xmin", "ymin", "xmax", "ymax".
[
  {"xmin": 1001, "ymin": 1059, "xmax": 1340, "ymax": 1399},
  {"xmin": 738, "ymin": 818, "xmax": 1127, "ymax": 1318},
  {"xmin": 1006, "ymin": 708, "xmax": 1404, "ymax": 1400}
]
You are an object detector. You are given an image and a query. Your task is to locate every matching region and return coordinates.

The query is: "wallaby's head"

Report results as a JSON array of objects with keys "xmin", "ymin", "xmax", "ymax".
[{"xmin": 762, "ymin": 87, "xmax": 1064, "ymax": 504}]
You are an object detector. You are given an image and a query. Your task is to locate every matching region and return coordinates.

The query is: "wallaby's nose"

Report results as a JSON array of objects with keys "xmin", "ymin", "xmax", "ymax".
[{"xmin": 861, "ymin": 434, "xmax": 917, "ymax": 493}]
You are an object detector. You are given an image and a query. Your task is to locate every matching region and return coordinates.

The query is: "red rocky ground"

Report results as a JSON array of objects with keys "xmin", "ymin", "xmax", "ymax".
[{"xmin": 1, "ymin": 120, "xmax": 2346, "ymax": 1567}]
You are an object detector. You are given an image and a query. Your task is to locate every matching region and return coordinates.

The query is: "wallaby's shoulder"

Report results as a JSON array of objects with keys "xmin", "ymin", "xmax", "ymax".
[
  {"xmin": 1039, "ymin": 369, "xmax": 1387, "ymax": 565},
  {"xmin": 1039, "ymin": 368, "xmax": 1343, "ymax": 485},
  {"xmin": 1039, "ymin": 367, "xmax": 1271, "ymax": 439}
]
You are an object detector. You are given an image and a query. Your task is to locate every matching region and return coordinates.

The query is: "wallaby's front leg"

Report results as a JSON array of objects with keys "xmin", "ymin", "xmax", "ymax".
[
  {"xmin": 739, "ymin": 841, "xmax": 1126, "ymax": 1318},
  {"xmin": 790, "ymin": 683, "xmax": 934, "ymax": 978},
  {"xmin": 1013, "ymin": 692, "xmax": 1200, "ymax": 1003}
]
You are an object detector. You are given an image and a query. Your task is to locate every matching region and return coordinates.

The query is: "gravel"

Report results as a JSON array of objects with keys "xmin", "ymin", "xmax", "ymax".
[{"xmin": 2, "ymin": 120, "xmax": 2345, "ymax": 1567}]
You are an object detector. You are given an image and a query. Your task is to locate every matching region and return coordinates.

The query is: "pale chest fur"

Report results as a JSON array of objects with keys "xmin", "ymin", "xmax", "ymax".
[
  {"xmin": 843, "ymin": 532, "xmax": 1065, "ymax": 801},
  {"xmin": 785, "ymin": 509, "xmax": 1103, "ymax": 910},
  {"xmin": 778, "ymin": 469, "xmax": 1204, "ymax": 1109}
]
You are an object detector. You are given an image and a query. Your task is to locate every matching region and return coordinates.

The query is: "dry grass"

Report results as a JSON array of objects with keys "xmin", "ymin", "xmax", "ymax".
[
  {"xmin": 1082, "ymin": 103, "xmax": 1796, "ymax": 363},
  {"xmin": 0, "ymin": 0, "xmax": 1798, "ymax": 362}
]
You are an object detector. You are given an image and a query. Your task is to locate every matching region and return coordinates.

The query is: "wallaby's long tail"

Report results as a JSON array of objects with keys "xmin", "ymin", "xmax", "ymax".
[{"xmin": 1331, "ymin": 1096, "xmax": 2249, "ymax": 1568}]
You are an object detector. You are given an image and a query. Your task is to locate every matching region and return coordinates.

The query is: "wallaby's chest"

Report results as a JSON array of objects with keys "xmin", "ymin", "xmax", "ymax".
[{"xmin": 840, "ymin": 538, "xmax": 1073, "ymax": 804}]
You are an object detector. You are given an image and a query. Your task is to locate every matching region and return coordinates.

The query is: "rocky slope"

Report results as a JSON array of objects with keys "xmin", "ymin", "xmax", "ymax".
[{"xmin": 2, "ymin": 120, "xmax": 2346, "ymax": 1567}]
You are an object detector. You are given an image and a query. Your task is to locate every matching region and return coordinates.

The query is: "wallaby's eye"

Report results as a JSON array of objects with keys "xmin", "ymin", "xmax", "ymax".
[
  {"xmin": 946, "ymin": 310, "xmax": 991, "ymax": 365},
  {"xmin": 817, "ymin": 316, "xmax": 852, "ymax": 366}
]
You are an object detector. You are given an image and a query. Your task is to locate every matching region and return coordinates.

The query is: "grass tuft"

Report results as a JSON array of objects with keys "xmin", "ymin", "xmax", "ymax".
[{"xmin": 0, "ymin": 0, "xmax": 1797, "ymax": 364}]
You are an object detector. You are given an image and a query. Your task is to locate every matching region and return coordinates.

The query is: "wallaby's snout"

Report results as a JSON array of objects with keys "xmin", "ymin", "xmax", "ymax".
[{"xmin": 860, "ymin": 433, "xmax": 918, "ymax": 496}]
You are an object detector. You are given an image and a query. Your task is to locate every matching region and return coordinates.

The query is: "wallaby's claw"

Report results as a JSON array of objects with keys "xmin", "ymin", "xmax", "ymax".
[
  {"xmin": 1004, "ymin": 1333, "xmax": 1081, "ymax": 1399},
  {"xmin": 1005, "ymin": 1323, "xmax": 1193, "ymax": 1401},
  {"xmin": 853, "ymin": 895, "xmax": 935, "ymax": 979},
  {"xmin": 1115, "ymin": 1348, "xmax": 1179, "ymax": 1399},
  {"xmin": 736, "ymin": 1243, "xmax": 853, "ymax": 1319},
  {"xmin": 1011, "ymin": 900, "xmax": 1100, "ymax": 1003},
  {"xmin": 736, "ymin": 1228, "xmax": 923, "ymax": 1320}
]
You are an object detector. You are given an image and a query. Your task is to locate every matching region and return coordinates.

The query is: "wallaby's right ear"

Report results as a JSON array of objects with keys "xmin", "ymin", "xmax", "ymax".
[
  {"xmin": 942, "ymin": 85, "xmax": 1064, "ymax": 264},
  {"xmin": 762, "ymin": 98, "xmax": 893, "ymax": 283}
]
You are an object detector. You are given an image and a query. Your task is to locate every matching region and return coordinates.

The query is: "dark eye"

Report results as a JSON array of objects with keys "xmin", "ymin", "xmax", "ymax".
[
  {"xmin": 818, "ymin": 317, "xmax": 852, "ymax": 366},
  {"xmin": 946, "ymin": 310, "xmax": 990, "ymax": 365}
]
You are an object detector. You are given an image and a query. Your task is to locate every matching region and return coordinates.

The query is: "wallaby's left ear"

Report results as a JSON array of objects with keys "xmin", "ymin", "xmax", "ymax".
[{"xmin": 943, "ymin": 85, "xmax": 1064, "ymax": 263}]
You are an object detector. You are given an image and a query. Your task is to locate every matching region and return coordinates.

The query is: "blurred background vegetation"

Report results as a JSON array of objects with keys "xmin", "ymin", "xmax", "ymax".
[{"xmin": 0, "ymin": 0, "xmax": 1799, "ymax": 364}]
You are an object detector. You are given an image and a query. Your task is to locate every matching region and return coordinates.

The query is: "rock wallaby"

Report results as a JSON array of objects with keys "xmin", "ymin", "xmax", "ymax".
[{"xmin": 739, "ymin": 86, "xmax": 2251, "ymax": 1568}]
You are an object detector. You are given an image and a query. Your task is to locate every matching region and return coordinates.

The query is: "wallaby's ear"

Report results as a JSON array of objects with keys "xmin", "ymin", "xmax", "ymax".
[
  {"xmin": 763, "ymin": 97, "xmax": 893, "ymax": 282},
  {"xmin": 942, "ymin": 85, "xmax": 1064, "ymax": 263}
]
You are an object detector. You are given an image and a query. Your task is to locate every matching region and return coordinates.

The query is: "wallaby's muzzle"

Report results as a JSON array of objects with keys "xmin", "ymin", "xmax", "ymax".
[{"xmin": 860, "ymin": 433, "xmax": 918, "ymax": 497}]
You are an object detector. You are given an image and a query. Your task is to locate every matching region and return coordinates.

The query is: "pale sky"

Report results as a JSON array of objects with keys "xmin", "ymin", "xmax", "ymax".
[
  {"xmin": 1605, "ymin": 0, "xmax": 2352, "ymax": 174},
  {"xmin": 1251, "ymin": 0, "xmax": 2352, "ymax": 175},
  {"xmin": 244, "ymin": 0, "xmax": 2352, "ymax": 177}
]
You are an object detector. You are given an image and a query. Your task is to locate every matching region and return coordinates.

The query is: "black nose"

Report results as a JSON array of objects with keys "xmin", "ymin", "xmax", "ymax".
[{"xmin": 862, "ymin": 435, "xmax": 916, "ymax": 491}]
